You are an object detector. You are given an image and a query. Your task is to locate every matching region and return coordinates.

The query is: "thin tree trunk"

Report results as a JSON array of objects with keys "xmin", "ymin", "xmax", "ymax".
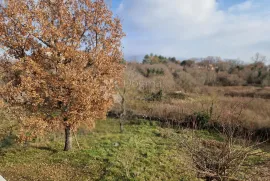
[
  {"xmin": 64, "ymin": 126, "xmax": 72, "ymax": 151},
  {"xmin": 119, "ymin": 88, "xmax": 126, "ymax": 133},
  {"xmin": 120, "ymin": 119, "xmax": 124, "ymax": 133},
  {"xmin": 72, "ymin": 130, "xmax": 81, "ymax": 150}
]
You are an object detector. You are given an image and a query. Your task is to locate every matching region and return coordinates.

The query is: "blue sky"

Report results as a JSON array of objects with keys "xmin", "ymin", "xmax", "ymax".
[
  {"xmin": 218, "ymin": 0, "xmax": 248, "ymax": 9},
  {"xmin": 109, "ymin": 0, "xmax": 270, "ymax": 62},
  {"xmin": 111, "ymin": 0, "xmax": 247, "ymax": 12}
]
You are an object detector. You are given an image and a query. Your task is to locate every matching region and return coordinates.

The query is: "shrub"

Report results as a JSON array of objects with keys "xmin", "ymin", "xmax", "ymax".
[
  {"xmin": 182, "ymin": 137, "xmax": 260, "ymax": 181},
  {"xmin": 184, "ymin": 111, "xmax": 211, "ymax": 130},
  {"xmin": 262, "ymin": 74, "xmax": 270, "ymax": 87},
  {"xmin": 216, "ymin": 72, "xmax": 245, "ymax": 86},
  {"xmin": 173, "ymin": 71, "xmax": 201, "ymax": 92},
  {"xmin": 181, "ymin": 106, "xmax": 266, "ymax": 181},
  {"xmin": 146, "ymin": 68, "xmax": 164, "ymax": 77},
  {"xmin": 194, "ymin": 112, "xmax": 210, "ymax": 129},
  {"xmin": 181, "ymin": 60, "xmax": 195, "ymax": 67},
  {"xmin": 145, "ymin": 90, "xmax": 163, "ymax": 101}
]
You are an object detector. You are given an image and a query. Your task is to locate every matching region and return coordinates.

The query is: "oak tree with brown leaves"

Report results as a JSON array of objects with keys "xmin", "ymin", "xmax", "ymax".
[{"xmin": 0, "ymin": 0, "xmax": 125, "ymax": 151}]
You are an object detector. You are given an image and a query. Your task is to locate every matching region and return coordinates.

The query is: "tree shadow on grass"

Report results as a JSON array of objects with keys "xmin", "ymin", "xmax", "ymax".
[
  {"xmin": 0, "ymin": 134, "xmax": 17, "ymax": 149},
  {"xmin": 1, "ymin": 134, "xmax": 59, "ymax": 155},
  {"xmin": 259, "ymin": 142, "xmax": 270, "ymax": 153},
  {"xmin": 30, "ymin": 145, "xmax": 58, "ymax": 154}
]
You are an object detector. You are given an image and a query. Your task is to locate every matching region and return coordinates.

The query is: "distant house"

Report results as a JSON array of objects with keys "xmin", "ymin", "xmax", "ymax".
[
  {"xmin": 208, "ymin": 64, "xmax": 215, "ymax": 71},
  {"xmin": 197, "ymin": 63, "xmax": 215, "ymax": 71}
]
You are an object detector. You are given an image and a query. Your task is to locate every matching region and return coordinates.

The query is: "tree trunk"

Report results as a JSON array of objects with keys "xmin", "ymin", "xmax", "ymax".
[
  {"xmin": 64, "ymin": 126, "xmax": 72, "ymax": 151},
  {"xmin": 119, "ymin": 88, "xmax": 126, "ymax": 133}
]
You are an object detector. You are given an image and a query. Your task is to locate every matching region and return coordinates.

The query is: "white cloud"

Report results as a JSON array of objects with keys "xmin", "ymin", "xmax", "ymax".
[
  {"xmin": 118, "ymin": 0, "xmax": 270, "ymax": 62},
  {"xmin": 116, "ymin": 1, "xmax": 124, "ymax": 13},
  {"xmin": 228, "ymin": 0, "xmax": 253, "ymax": 12}
]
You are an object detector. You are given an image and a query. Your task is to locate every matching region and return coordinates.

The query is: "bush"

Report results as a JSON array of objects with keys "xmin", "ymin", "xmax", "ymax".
[
  {"xmin": 182, "ymin": 137, "xmax": 260, "ymax": 181},
  {"xmin": 184, "ymin": 112, "xmax": 211, "ymax": 130},
  {"xmin": 216, "ymin": 72, "xmax": 245, "ymax": 86},
  {"xmin": 181, "ymin": 106, "xmax": 266, "ymax": 181},
  {"xmin": 181, "ymin": 60, "xmax": 195, "ymax": 67},
  {"xmin": 145, "ymin": 90, "xmax": 163, "ymax": 101},
  {"xmin": 194, "ymin": 112, "xmax": 210, "ymax": 129},
  {"xmin": 262, "ymin": 74, "xmax": 270, "ymax": 87},
  {"xmin": 146, "ymin": 68, "xmax": 164, "ymax": 77},
  {"xmin": 173, "ymin": 71, "xmax": 201, "ymax": 92},
  {"xmin": 0, "ymin": 134, "xmax": 17, "ymax": 148}
]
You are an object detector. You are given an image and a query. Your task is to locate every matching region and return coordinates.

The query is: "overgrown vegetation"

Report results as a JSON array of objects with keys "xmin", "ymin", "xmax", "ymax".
[
  {"xmin": 2, "ymin": 51, "xmax": 269, "ymax": 180},
  {"xmin": 141, "ymin": 53, "xmax": 270, "ymax": 87},
  {"xmin": 105, "ymin": 56, "xmax": 270, "ymax": 180},
  {"xmin": 0, "ymin": 0, "xmax": 270, "ymax": 179}
]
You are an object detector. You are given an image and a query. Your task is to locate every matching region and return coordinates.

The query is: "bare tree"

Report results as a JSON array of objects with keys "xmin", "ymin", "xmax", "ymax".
[{"xmin": 252, "ymin": 53, "xmax": 267, "ymax": 63}]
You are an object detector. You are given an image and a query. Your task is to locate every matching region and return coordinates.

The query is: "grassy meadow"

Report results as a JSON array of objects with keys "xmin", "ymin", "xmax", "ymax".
[{"xmin": 1, "ymin": 119, "xmax": 269, "ymax": 181}]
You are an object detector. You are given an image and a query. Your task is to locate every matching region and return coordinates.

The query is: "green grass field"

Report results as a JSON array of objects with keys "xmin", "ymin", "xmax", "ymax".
[{"xmin": 0, "ymin": 119, "xmax": 269, "ymax": 181}]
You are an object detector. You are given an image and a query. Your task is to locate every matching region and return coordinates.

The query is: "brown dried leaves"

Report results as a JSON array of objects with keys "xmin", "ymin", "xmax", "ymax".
[{"xmin": 0, "ymin": 0, "xmax": 125, "ymax": 140}]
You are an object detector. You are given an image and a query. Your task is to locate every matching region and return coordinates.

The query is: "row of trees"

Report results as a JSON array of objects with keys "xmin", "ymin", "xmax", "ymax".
[
  {"xmin": 143, "ymin": 54, "xmax": 177, "ymax": 64},
  {"xmin": 142, "ymin": 53, "xmax": 270, "ymax": 87}
]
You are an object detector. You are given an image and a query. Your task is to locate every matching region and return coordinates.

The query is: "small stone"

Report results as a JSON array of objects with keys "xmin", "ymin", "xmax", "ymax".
[{"xmin": 0, "ymin": 175, "xmax": 6, "ymax": 181}]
